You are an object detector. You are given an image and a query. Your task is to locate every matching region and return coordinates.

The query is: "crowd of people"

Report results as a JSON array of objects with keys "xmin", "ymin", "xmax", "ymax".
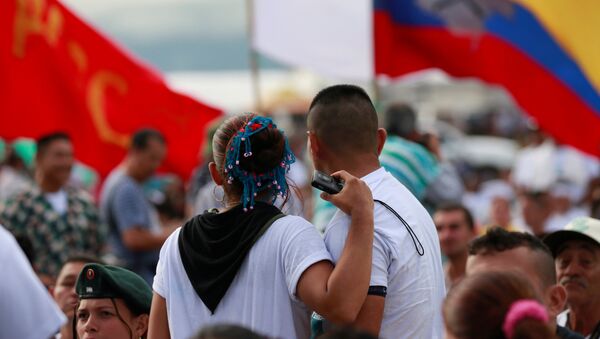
[{"xmin": 1, "ymin": 84, "xmax": 600, "ymax": 339}]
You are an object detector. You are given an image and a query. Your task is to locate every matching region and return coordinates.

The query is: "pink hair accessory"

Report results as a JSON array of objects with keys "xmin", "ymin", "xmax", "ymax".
[{"xmin": 502, "ymin": 299, "xmax": 549, "ymax": 339}]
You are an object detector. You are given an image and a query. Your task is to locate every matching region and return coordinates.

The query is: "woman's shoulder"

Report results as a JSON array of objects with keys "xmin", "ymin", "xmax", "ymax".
[
  {"xmin": 274, "ymin": 214, "xmax": 316, "ymax": 229},
  {"xmin": 267, "ymin": 214, "xmax": 322, "ymax": 242},
  {"xmin": 159, "ymin": 226, "xmax": 183, "ymax": 258}
]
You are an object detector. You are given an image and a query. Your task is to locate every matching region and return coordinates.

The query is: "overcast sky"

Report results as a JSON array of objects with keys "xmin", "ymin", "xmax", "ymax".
[{"xmin": 62, "ymin": 0, "xmax": 281, "ymax": 71}]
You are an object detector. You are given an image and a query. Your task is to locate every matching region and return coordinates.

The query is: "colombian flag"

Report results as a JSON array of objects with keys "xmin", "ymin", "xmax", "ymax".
[
  {"xmin": 254, "ymin": 0, "xmax": 600, "ymax": 158},
  {"xmin": 376, "ymin": 0, "xmax": 600, "ymax": 157}
]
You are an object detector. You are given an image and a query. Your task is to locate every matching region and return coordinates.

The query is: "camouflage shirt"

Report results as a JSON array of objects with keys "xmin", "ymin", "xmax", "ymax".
[{"xmin": 0, "ymin": 186, "xmax": 104, "ymax": 277}]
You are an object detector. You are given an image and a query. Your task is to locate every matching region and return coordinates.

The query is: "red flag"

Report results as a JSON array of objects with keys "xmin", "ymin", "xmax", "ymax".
[{"xmin": 0, "ymin": 0, "xmax": 223, "ymax": 178}]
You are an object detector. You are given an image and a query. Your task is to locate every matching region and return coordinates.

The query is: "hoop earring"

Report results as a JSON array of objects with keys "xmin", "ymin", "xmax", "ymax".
[{"xmin": 212, "ymin": 185, "xmax": 224, "ymax": 203}]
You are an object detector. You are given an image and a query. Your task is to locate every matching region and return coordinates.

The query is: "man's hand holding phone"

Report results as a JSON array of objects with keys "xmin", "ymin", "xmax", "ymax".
[{"xmin": 312, "ymin": 170, "xmax": 373, "ymax": 218}]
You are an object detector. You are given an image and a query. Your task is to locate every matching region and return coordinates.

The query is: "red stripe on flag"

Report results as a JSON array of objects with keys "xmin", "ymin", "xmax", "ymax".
[{"xmin": 374, "ymin": 11, "xmax": 600, "ymax": 157}]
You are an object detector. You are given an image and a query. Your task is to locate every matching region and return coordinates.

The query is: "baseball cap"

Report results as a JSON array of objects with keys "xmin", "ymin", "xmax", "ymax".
[{"xmin": 543, "ymin": 217, "xmax": 600, "ymax": 257}]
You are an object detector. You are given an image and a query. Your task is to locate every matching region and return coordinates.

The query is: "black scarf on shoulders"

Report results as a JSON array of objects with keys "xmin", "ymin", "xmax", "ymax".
[{"xmin": 178, "ymin": 202, "xmax": 283, "ymax": 313}]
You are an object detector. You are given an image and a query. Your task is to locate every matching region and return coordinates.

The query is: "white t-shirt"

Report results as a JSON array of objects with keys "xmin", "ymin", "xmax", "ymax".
[
  {"xmin": 44, "ymin": 189, "xmax": 68, "ymax": 215},
  {"xmin": 323, "ymin": 168, "xmax": 446, "ymax": 339},
  {"xmin": 153, "ymin": 215, "xmax": 332, "ymax": 339},
  {"xmin": 0, "ymin": 225, "xmax": 66, "ymax": 339}
]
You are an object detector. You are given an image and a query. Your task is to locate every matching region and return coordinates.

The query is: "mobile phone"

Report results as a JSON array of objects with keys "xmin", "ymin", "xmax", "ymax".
[{"xmin": 311, "ymin": 170, "xmax": 344, "ymax": 194}]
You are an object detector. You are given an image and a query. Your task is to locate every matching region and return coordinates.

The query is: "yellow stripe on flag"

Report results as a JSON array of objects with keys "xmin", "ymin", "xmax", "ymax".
[{"xmin": 514, "ymin": 0, "xmax": 600, "ymax": 94}]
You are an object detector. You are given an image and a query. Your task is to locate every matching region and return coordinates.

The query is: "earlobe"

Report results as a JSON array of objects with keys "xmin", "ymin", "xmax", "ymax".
[
  {"xmin": 208, "ymin": 162, "xmax": 224, "ymax": 186},
  {"xmin": 133, "ymin": 314, "xmax": 149, "ymax": 337},
  {"xmin": 546, "ymin": 285, "xmax": 567, "ymax": 318}
]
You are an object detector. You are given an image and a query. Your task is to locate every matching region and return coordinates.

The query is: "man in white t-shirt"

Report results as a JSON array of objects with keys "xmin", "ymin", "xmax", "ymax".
[
  {"xmin": 307, "ymin": 85, "xmax": 446, "ymax": 338},
  {"xmin": 0, "ymin": 225, "xmax": 66, "ymax": 338}
]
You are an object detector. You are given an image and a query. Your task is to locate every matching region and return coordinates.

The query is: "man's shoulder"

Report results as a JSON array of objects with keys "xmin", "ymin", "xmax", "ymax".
[
  {"xmin": 111, "ymin": 175, "xmax": 142, "ymax": 198},
  {"xmin": 371, "ymin": 175, "xmax": 424, "ymax": 221},
  {"xmin": 66, "ymin": 186, "xmax": 95, "ymax": 205},
  {"xmin": 323, "ymin": 209, "xmax": 349, "ymax": 235},
  {"xmin": 11, "ymin": 187, "xmax": 39, "ymax": 200},
  {"xmin": 371, "ymin": 170, "xmax": 411, "ymax": 194},
  {"xmin": 1, "ymin": 187, "xmax": 40, "ymax": 209}
]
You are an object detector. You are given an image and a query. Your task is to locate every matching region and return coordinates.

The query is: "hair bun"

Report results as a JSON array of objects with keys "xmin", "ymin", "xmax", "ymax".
[
  {"xmin": 217, "ymin": 115, "xmax": 295, "ymax": 210},
  {"xmin": 240, "ymin": 127, "xmax": 284, "ymax": 174}
]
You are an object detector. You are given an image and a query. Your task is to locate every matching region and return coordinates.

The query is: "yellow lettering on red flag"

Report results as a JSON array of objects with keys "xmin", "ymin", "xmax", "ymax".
[
  {"xmin": 87, "ymin": 71, "xmax": 130, "ymax": 148},
  {"xmin": 68, "ymin": 40, "xmax": 88, "ymax": 72},
  {"xmin": 13, "ymin": 0, "xmax": 63, "ymax": 58}
]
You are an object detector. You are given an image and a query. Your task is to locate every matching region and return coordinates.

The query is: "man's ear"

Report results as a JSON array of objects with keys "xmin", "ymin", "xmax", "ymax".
[
  {"xmin": 545, "ymin": 284, "xmax": 567, "ymax": 319},
  {"xmin": 308, "ymin": 131, "xmax": 322, "ymax": 161},
  {"xmin": 132, "ymin": 313, "xmax": 149, "ymax": 338},
  {"xmin": 308, "ymin": 132, "xmax": 319, "ymax": 154},
  {"xmin": 376, "ymin": 128, "xmax": 387, "ymax": 156},
  {"xmin": 208, "ymin": 162, "xmax": 224, "ymax": 186}
]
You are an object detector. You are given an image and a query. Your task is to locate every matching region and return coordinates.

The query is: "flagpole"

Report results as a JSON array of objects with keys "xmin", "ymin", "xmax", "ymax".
[
  {"xmin": 372, "ymin": 77, "xmax": 380, "ymax": 105},
  {"xmin": 246, "ymin": 0, "xmax": 263, "ymax": 112},
  {"xmin": 369, "ymin": 0, "xmax": 380, "ymax": 109}
]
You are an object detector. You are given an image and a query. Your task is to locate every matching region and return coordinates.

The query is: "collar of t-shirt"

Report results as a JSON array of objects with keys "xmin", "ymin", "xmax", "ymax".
[
  {"xmin": 361, "ymin": 167, "xmax": 387, "ymax": 188},
  {"xmin": 44, "ymin": 189, "xmax": 68, "ymax": 215}
]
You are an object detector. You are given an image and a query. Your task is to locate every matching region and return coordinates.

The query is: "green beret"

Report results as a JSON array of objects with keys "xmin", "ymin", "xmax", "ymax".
[{"xmin": 75, "ymin": 264, "xmax": 152, "ymax": 315}]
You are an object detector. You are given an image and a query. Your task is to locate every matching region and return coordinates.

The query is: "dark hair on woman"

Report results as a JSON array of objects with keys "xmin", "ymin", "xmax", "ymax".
[
  {"xmin": 443, "ymin": 271, "xmax": 557, "ymax": 339},
  {"xmin": 212, "ymin": 113, "xmax": 291, "ymax": 204}
]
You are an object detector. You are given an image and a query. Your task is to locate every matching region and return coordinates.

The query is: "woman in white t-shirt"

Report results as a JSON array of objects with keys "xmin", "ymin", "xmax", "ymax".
[{"xmin": 148, "ymin": 114, "xmax": 374, "ymax": 339}]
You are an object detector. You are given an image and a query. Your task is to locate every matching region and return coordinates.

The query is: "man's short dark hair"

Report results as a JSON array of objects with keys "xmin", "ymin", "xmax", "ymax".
[
  {"xmin": 56, "ymin": 254, "xmax": 103, "ymax": 280},
  {"xmin": 130, "ymin": 128, "xmax": 165, "ymax": 151},
  {"xmin": 36, "ymin": 132, "xmax": 70, "ymax": 156},
  {"xmin": 469, "ymin": 227, "xmax": 556, "ymax": 287},
  {"xmin": 61, "ymin": 254, "xmax": 103, "ymax": 267},
  {"xmin": 307, "ymin": 84, "xmax": 378, "ymax": 155},
  {"xmin": 435, "ymin": 202, "xmax": 475, "ymax": 230},
  {"xmin": 385, "ymin": 103, "xmax": 417, "ymax": 139}
]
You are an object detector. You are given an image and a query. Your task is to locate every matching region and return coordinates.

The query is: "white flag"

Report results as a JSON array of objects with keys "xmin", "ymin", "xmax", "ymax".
[{"xmin": 252, "ymin": 0, "xmax": 373, "ymax": 81}]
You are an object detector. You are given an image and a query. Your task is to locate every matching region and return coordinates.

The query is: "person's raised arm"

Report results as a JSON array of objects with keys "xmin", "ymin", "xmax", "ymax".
[{"xmin": 296, "ymin": 170, "xmax": 374, "ymax": 324}]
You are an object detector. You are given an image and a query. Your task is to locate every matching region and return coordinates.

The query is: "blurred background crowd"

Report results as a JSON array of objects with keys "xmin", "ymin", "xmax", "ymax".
[{"xmin": 2, "ymin": 0, "xmax": 600, "ymax": 337}]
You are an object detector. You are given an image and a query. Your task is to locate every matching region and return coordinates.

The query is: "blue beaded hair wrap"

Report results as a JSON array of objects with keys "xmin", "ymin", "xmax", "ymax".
[{"xmin": 224, "ymin": 116, "xmax": 296, "ymax": 211}]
